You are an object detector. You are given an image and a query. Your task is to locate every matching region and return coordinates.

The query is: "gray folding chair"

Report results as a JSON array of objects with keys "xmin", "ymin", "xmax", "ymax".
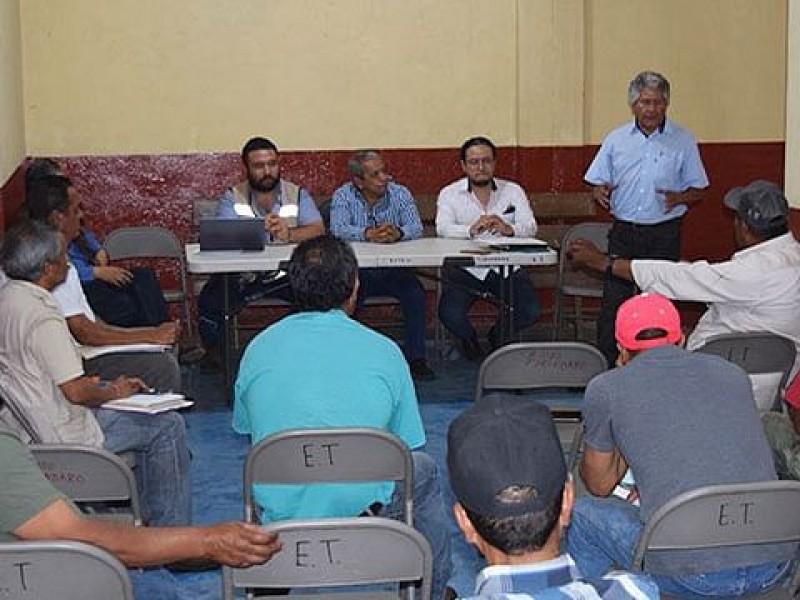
[
  {"xmin": 0, "ymin": 540, "xmax": 134, "ymax": 599},
  {"xmin": 31, "ymin": 444, "xmax": 143, "ymax": 526},
  {"xmin": 695, "ymin": 332, "xmax": 797, "ymax": 412},
  {"xmin": 104, "ymin": 226, "xmax": 192, "ymax": 336},
  {"xmin": 222, "ymin": 517, "xmax": 432, "ymax": 600},
  {"xmin": 476, "ymin": 342, "xmax": 608, "ymax": 470},
  {"xmin": 633, "ymin": 480, "xmax": 800, "ymax": 599},
  {"xmin": 552, "ymin": 221, "xmax": 611, "ymax": 341},
  {"xmin": 244, "ymin": 428, "xmax": 414, "ymax": 526}
]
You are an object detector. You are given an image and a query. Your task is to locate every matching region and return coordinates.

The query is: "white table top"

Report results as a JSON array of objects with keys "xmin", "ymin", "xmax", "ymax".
[{"xmin": 185, "ymin": 237, "xmax": 557, "ymax": 274}]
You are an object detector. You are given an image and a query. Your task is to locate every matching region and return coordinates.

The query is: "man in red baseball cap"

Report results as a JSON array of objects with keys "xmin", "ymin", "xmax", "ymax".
[{"xmin": 565, "ymin": 293, "xmax": 791, "ymax": 597}]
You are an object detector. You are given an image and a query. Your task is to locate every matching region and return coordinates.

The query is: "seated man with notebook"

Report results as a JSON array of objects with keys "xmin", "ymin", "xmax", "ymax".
[
  {"xmin": 0, "ymin": 220, "xmax": 192, "ymax": 529},
  {"xmin": 233, "ymin": 235, "xmax": 451, "ymax": 599},
  {"xmin": 436, "ymin": 136, "xmax": 541, "ymax": 361},
  {"xmin": 197, "ymin": 136, "xmax": 324, "ymax": 368}
]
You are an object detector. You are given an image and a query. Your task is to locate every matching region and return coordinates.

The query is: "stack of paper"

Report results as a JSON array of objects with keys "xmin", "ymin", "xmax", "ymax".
[{"xmin": 103, "ymin": 393, "xmax": 193, "ymax": 414}]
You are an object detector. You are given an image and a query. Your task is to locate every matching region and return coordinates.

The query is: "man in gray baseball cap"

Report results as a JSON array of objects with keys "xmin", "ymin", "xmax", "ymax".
[
  {"xmin": 446, "ymin": 394, "xmax": 657, "ymax": 598},
  {"xmin": 568, "ymin": 180, "xmax": 799, "ymax": 378}
]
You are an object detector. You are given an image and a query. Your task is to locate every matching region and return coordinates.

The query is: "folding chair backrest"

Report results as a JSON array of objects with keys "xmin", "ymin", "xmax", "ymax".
[
  {"xmin": 222, "ymin": 517, "xmax": 432, "ymax": 600},
  {"xmin": 104, "ymin": 226, "xmax": 192, "ymax": 333},
  {"xmin": 476, "ymin": 342, "xmax": 607, "ymax": 406},
  {"xmin": 633, "ymin": 481, "xmax": 800, "ymax": 577},
  {"xmin": 695, "ymin": 332, "xmax": 797, "ymax": 412},
  {"xmin": 31, "ymin": 444, "xmax": 143, "ymax": 526},
  {"xmin": 245, "ymin": 428, "xmax": 414, "ymax": 525},
  {"xmin": 0, "ymin": 540, "xmax": 134, "ymax": 599}
]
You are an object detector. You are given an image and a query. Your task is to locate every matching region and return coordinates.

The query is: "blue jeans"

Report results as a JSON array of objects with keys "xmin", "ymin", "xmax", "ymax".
[
  {"xmin": 438, "ymin": 264, "xmax": 540, "ymax": 344},
  {"xmin": 357, "ymin": 268, "xmax": 428, "ymax": 361},
  {"xmin": 130, "ymin": 568, "xmax": 190, "ymax": 600},
  {"xmin": 565, "ymin": 496, "xmax": 790, "ymax": 598},
  {"xmin": 378, "ymin": 451, "xmax": 452, "ymax": 600},
  {"xmin": 95, "ymin": 408, "xmax": 192, "ymax": 527}
]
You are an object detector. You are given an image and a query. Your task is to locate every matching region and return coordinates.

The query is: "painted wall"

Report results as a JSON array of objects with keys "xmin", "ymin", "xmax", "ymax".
[
  {"xmin": 21, "ymin": 0, "xmax": 787, "ymax": 156},
  {"xmin": 0, "ymin": 0, "xmax": 25, "ymax": 229},
  {"xmin": 786, "ymin": 0, "xmax": 799, "ymax": 205}
]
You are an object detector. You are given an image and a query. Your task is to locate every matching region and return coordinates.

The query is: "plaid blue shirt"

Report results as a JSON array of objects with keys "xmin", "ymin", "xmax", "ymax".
[
  {"xmin": 461, "ymin": 554, "xmax": 658, "ymax": 600},
  {"xmin": 330, "ymin": 181, "xmax": 423, "ymax": 242}
]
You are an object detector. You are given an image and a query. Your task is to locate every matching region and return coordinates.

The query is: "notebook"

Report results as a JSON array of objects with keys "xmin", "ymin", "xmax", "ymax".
[{"xmin": 199, "ymin": 217, "xmax": 265, "ymax": 251}]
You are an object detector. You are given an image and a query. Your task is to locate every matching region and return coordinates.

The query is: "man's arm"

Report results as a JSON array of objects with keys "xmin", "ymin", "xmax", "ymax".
[
  {"xmin": 15, "ymin": 498, "xmax": 281, "ymax": 568},
  {"xmin": 435, "ymin": 189, "xmax": 472, "ymax": 239},
  {"xmin": 290, "ymin": 189, "xmax": 325, "ymax": 241},
  {"xmin": 662, "ymin": 187, "xmax": 705, "ymax": 211},
  {"xmin": 66, "ymin": 314, "xmax": 178, "ymax": 346},
  {"xmin": 392, "ymin": 185, "xmax": 423, "ymax": 241},
  {"xmin": 580, "ymin": 446, "xmax": 629, "ymax": 497},
  {"xmin": 60, "ymin": 375, "xmax": 147, "ymax": 408},
  {"xmin": 568, "ymin": 239, "xmax": 634, "ymax": 281},
  {"xmin": 330, "ymin": 187, "xmax": 367, "ymax": 241}
]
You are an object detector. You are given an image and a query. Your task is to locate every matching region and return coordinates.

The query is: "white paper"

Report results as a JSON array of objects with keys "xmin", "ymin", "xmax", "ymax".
[
  {"xmin": 473, "ymin": 236, "xmax": 549, "ymax": 247},
  {"xmin": 80, "ymin": 343, "xmax": 170, "ymax": 360},
  {"xmin": 103, "ymin": 393, "xmax": 193, "ymax": 414}
]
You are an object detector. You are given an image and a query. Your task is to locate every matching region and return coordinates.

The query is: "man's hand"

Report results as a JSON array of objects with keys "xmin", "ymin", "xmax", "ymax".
[
  {"xmin": 201, "ymin": 522, "xmax": 283, "ymax": 568},
  {"xmin": 94, "ymin": 266, "xmax": 133, "ymax": 287},
  {"xmin": 265, "ymin": 214, "xmax": 291, "ymax": 243},
  {"xmin": 568, "ymin": 239, "xmax": 608, "ymax": 272},
  {"xmin": 591, "ymin": 183, "xmax": 617, "ymax": 211},
  {"xmin": 365, "ymin": 223, "xmax": 402, "ymax": 243},
  {"xmin": 105, "ymin": 376, "xmax": 148, "ymax": 399},
  {"xmin": 657, "ymin": 187, "xmax": 704, "ymax": 212},
  {"xmin": 146, "ymin": 320, "xmax": 180, "ymax": 345},
  {"xmin": 469, "ymin": 215, "xmax": 513, "ymax": 237}
]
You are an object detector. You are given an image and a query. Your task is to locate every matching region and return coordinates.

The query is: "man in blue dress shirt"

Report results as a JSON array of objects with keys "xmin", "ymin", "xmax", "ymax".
[
  {"xmin": 330, "ymin": 150, "xmax": 435, "ymax": 381},
  {"xmin": 585, "ymin": 71, "xmax": 708, "ymax": 364}
]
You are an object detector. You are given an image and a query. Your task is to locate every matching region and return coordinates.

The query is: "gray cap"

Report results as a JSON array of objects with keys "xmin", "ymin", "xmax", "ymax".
[{"xmin": 723, "ymin": 180, "xmax": 789, "ymax": 231}]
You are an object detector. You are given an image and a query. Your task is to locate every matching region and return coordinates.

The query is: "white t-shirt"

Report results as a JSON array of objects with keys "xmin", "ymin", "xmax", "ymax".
[{"xmin": 52, "ymin": 264, "xmax": 97, "ymax": 321}]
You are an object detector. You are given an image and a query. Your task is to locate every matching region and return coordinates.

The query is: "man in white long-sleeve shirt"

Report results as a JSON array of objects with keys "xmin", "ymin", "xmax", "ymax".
[{"xmin": 436, "ymin": 136, "xmax": 541, "ymax": 360}]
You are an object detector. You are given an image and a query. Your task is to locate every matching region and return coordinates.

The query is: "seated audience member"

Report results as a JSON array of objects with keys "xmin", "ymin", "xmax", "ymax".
[
  {"xmin": 0, "ymin": 427, "xmax": 281, "ymax": 599},
  {"xmin": 569, "ymin": 180, "xmax": 800, "ymax": 378},
  {"xmin": 565, "ymin": 293, "xmax": 791, "ymax": 597},
  {"xmin": 447, "ymin": 395, "xmax": 657, "ymax": 599},
  {"xmin": 196, "ymin": 136, "xmax": 324, "ymax": 367},
  {"xmin": 330, "ymin": 150, "xmax": 435, "ymax": 381},
  {"xmin": 0, "ymin": 220, "xmax": 191, "ymax": 528},
  {"xmin": 436, "ymin": 136, "xmax": 540, "ymax": 360},
  {"xmin": 762, "ymin": 373, "xmax": 800, "ymax": 480},
  {"xmin": 25, "ymin": 158, "xmax": 171, "ymax": 330},
  {"xmin": 233, "ymin": 234, "xmax": 451, "ymax": 598},
  {"xmin": 26, "ymin": 174, "xmax": 182, "ymax": 395}
]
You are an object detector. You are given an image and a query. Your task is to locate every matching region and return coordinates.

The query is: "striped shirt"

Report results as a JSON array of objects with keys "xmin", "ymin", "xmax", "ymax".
[
  {"xmin": 461, "ymin": 554, "xmax": 658, "ymax": 600},
  {"xmin": 330, "ymin": 181, "xmax": 423, "ymax": 242}
]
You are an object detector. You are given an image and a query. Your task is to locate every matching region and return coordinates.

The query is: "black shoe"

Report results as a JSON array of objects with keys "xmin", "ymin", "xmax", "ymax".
[
  {"xmin": 409, "ymin": 358, "xmax": 436, "ymax": 381},
  {"xmin": 460, "ymin": 336, "xmax": 485, "ymax": 362},
  {"xmin": 179, "ymin": 345, "xmax": 206, "ymax": 365}
]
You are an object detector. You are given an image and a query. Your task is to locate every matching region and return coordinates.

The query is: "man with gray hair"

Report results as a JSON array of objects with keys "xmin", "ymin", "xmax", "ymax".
[
  {"xmin": 0, "ymin": 220, "xmax": 192, "ymax": 530},
  {"xmin": 585, "ymin": 71, "xmax": 709, "ymax": 365},
  {"xmin": 330, "ymin": 150, "xmax": 435, "ymax": 381}
]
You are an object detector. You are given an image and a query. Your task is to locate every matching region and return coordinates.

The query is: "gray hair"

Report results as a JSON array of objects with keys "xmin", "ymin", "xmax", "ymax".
[
  {"xmin": 1, "ymin": 220, "xmax": 62, "ymax": 283},
  {"xmin": 348, "ymin": 150, "xmax": 382, "ymax": 178},
  {"xmin": 627, "ymin": 71, "xmax": 670, "ymax": 106}
]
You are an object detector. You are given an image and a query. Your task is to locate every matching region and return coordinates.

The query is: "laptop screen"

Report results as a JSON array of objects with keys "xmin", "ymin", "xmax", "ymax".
[{"xmin": 199, "ymin": 218, "xmax": 265, "ymax": 251}]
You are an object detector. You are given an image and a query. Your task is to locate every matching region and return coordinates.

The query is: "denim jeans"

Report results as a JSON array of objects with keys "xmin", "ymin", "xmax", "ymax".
[
  {"xmin": 438, "ymin": 264, "xmax": 540, "ymax": 345},
  {"xmin": 94, "ymin": 408, "xmax": 192, "ymax": 527},
  {"xmin": 130, "ymin": 567, "xmax": 190, "ymax": 600},
  {"xmin": 565, "ymin": 495, "xmax": 790, "ymax": 598},
  {"xmin": 357, "ymin": 268, "xmax": 429, "ymax": 361},
  {"xmin": 377, "ymin": 451, "xmax": 452, "ymax": 600}
]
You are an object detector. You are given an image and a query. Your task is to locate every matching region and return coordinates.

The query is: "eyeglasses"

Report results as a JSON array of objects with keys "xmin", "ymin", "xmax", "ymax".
[{"xmin": 464, "ymin": 157, "xmax": 495, "ymax": 167}]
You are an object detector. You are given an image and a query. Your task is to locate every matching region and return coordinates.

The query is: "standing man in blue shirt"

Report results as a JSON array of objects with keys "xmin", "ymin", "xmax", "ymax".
[
  {"xmin": 330, "ymin": 150, "xmax": 435, "ymax": 381},
  {"xmin": 585, "ymin": 71, "xmax": 708, "ymax": 364},
  {"xmin": 197, "ymin": 137, "xmax": 324, "ymax": 366}
]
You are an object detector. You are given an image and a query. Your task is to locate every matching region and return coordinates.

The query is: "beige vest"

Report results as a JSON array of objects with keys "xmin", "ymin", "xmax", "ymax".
[{"xmin": 232, "ymin": 180, "xmax": 301, "ymax": 228}]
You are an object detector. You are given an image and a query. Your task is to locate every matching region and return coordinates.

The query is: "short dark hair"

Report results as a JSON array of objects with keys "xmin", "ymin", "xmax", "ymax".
[
  {"xmin": 288, "ymin": 234, "xmax": 358, "ymax": 312},
  {"xmin": 1, "ymin": 219, "xmax": 62, "ymax": 282},
  {"xmin": 463, "ymin": 484, "xmax": 564, "ymax": 555},
  {"xmin": 459, "ymin": 136, "xmax": 497, "ymax": 162},
  {"xmin": 241, "ymin": 137, "xmax": 279, "ymax": 164},
  {"xmin": 348, "ymin": 150, "xmax": 382, "ymax": 178},
  {"xmin": 25, "ymin": 158, "xmax": 61, "ymax": 194},
  {"xmin": 743, "ymin": 218, "xmax": 789, "ymax": 241},
  {"xmin": 26, "ymin": 175, "xmax": 72, "ymax": 223}
]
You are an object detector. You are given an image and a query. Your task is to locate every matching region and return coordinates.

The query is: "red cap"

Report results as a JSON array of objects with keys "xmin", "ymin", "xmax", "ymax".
[{"xmin": 615, "ymin": 293, "xmax": 682, "ymax": 351}]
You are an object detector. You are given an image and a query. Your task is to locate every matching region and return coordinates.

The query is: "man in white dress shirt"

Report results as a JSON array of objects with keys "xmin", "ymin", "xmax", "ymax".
[{"xmin": 436, "ymin": 136, "xmax": 540, "ymax": 360}]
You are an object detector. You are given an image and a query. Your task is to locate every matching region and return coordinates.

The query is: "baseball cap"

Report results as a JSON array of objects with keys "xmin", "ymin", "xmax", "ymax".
[
  {"xmin": 615, "ymin": 293, "xmax": 682, "ymax": 351},
  {"xmin": 723, "ymin": 180, "xmax": 789, "ymax": 232},
  {"xmin": 447, "ymin": 394, "xmax": 566, "ymax": 518}
]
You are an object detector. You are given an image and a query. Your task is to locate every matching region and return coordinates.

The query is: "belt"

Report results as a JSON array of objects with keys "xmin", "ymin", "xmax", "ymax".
[{"xmin": 614, "ymin": 217, "xmax": 682, "ymax": 230}]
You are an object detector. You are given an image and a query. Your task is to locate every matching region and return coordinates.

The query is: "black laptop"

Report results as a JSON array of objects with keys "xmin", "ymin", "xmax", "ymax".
[{"xmin": 199, "ymin": 218, "xmax": 265, "ymax": 251}]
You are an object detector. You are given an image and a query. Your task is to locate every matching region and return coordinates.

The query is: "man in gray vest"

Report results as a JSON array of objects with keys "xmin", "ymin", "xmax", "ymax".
[{"xmin": 197, "ymin": 137, "xmax": 324, "ymax": 367}]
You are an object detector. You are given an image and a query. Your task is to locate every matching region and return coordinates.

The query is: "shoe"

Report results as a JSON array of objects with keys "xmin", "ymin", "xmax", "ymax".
[
  {"xmin": 460, "ymin": 336, "xmax": 485, "ymax": 362},
  {"xmin": 179, "ymin": 345, "xmax": 206, "ymax": 365},
  {"xmin": 409, "ymin": 358, "xmax": 436, "ymax": 381}
]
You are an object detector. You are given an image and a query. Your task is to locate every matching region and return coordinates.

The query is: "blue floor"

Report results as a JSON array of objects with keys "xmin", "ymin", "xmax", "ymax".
[{"xmin": 175, "ymin": 360, "xmax": 484, "ymax": 598}]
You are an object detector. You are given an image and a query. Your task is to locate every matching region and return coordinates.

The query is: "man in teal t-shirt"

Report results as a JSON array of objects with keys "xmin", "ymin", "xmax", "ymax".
[{"xmin": 233, "ymin": 234, "xmax": 451, "ymax": 598}]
